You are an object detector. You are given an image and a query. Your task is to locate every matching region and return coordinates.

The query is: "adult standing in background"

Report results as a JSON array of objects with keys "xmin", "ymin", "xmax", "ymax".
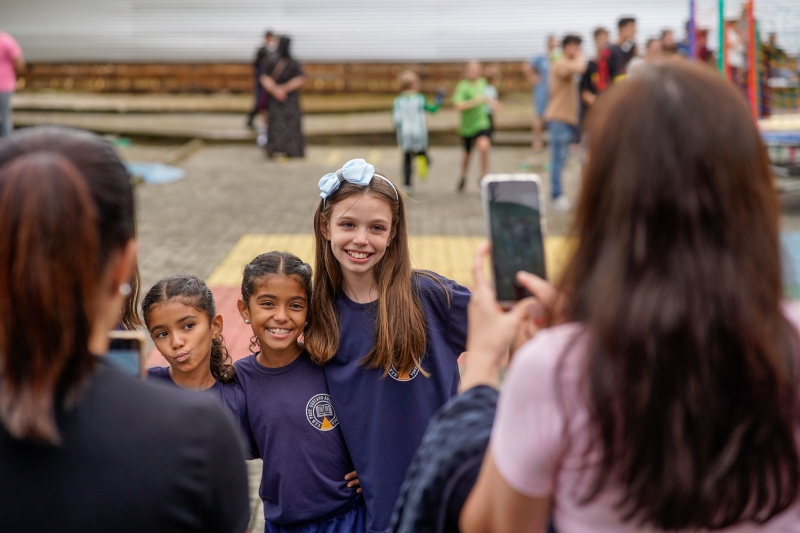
[
  {"xmin": 598, "ymin": 17, "xmax": 637, "ymax": 90},
  {"xmin": 0, "ymin": 31, "xmax": 24, "ymax": 138},
  {"xmin": 523, "ymin": 35, "xmax": 558, "ymax": 152},
  {"xmin": 580, "ymin": 28, "xmax": 609, "ymax": 123},
  {"xmin": 661, "ymin": 29, "xmax": 678, "ymax": 56},
  {"xmin": 246, "ymin": 31, "xmax": 278, "ymax": 142},
  {"xmin": 544, "ymin": 35, "xmax": 586, "ymax": 212},
  {"xmin": 260, "ymin": 36, "xmax": 306, "ymax": 158}
]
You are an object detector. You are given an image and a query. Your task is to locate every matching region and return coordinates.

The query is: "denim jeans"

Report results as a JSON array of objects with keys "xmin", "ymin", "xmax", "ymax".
[
  {"xmin": 548, "ymin": 120, "xmax": 577, "ymax": 199},
  {"xmin": 0, "ymin": 92, "xmax": 12, "ymax": 138}
]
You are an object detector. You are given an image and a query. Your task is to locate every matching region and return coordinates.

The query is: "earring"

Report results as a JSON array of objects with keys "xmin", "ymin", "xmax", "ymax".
[
  {"xmin": 245, "ymin": 319, "xmax": 250, "ymax": 324},
  {"xmin": 119, "ymin": 283, "xmax": 132, "ymax": 297}
]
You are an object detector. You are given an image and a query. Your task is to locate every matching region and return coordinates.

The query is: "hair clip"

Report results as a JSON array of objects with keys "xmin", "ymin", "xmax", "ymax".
[{"xmin": 319, "ymin": 159, "xmax": 399, "ymax": 204}]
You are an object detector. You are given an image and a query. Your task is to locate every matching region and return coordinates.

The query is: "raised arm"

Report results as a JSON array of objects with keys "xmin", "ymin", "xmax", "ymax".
[
  {"xmin": 551, "ymin": 56, "xmax": 587, "ymax": 80},
  {"xmin": 461, "ymin": 448, "xmax": 551, "ymax": 533}
]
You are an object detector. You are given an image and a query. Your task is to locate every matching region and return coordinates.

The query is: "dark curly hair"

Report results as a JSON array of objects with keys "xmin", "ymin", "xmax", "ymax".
[
  {"xmin": 242, "ymin": 251, "xmax": 312, "ymax": 353},
  {"xmin": 142, "ymin": 274, "xmax": 235, "ymax": 383}
]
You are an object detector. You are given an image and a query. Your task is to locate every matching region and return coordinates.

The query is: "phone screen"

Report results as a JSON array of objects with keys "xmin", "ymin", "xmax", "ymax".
[
  {"xmin": 107, "ymin": 338, "xmax": 143, "ymax": 377},
  {"xmin": 486, "ymin": 179, "xmax": 546, "ymax": 302}
]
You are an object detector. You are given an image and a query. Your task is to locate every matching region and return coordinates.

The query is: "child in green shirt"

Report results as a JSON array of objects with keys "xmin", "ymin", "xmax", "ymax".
[
  {"xmin": 392, "ymin": 70, "xmax": 443, "ymax": 193},
  {"xmin": 452, "ymin": 61, "xmax": 496, "ymax": 192}
]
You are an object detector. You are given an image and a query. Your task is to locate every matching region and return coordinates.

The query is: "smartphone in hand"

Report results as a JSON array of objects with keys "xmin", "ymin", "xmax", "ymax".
[
  {"xmin": 107, "ymin": 330, "xmax": 147, "ymax": 378},
  {"xmin": 481, "ymin": 174, "xmax": 546, "ymax": 306}
]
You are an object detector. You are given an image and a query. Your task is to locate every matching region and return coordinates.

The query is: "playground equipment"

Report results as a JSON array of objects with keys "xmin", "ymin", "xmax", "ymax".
[{"xmin": 689, "ymin": 1, "xmax": 800, "ymax": 186}]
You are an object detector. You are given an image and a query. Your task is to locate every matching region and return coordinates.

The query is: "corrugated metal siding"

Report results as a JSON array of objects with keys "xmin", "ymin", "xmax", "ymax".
[{"xmin": 4, "ymin": 0, "xmax": 695, "ymax": 62}]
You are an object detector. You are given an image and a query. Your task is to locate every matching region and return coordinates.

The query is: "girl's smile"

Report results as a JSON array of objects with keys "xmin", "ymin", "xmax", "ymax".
[{"xmin": 344, "ymin": 250, "xmax": 375, "ymax": 263}]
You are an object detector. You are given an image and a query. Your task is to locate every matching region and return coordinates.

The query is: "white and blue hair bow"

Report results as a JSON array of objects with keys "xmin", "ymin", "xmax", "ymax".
[{"xmin": 318, "ymin": 158, "xmax": 399, "ymax": 204}]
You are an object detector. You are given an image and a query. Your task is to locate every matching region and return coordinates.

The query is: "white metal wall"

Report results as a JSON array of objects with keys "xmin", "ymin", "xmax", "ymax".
[{"xmin": 4, "ymin": 1, "xmax": 691, "ymax": 62}]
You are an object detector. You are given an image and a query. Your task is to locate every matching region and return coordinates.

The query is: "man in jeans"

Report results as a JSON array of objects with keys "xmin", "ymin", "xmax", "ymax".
[
  {"xmin": 544, "ymin": 35, "xmax": 586, "ymax": 212},
  {"xmin": 0, "ymin": 31, "xmax": 24, "ymax": 138}
]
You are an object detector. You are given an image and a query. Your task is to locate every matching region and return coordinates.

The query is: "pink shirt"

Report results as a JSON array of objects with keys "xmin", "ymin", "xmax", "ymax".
[
  {"xmin": 0, "ymin": 32, "xmax": 22, "ymax": 93},
  {"xmin": 493, "ymin": 303, "xmax": 800, "ymax": 533}
]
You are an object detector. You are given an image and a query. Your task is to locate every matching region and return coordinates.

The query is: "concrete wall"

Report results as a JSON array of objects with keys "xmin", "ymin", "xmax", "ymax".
[{"xmin": 4, "ymin": 0, "xmax": 688, "ymax": 62}]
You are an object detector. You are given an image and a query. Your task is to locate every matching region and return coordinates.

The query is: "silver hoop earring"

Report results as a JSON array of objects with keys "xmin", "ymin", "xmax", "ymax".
[{"xmin": 119, "ymin": 283, "xmax": 132, "ymax": 297}]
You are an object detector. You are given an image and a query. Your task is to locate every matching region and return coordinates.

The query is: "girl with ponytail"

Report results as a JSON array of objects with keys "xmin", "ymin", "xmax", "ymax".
[{"xmin": 142, "ymin": 274, "xmax": 238, "ymax": 399}]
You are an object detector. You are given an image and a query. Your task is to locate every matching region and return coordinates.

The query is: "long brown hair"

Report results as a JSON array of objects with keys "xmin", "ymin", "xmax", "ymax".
[
  {"xmin": 305, "ymin": 175, "xmax": 430, "ymax": 376},
  {"xmin": 561, "ymin": 62, "xmax": 800, "ymax": 528},
  {"xmin": 0, "ymin": 127, "xmax": 135, "ymax": 444},
  {"xmin": 141, "ymin": 275, "xmax": 236, "ymax": 383}
]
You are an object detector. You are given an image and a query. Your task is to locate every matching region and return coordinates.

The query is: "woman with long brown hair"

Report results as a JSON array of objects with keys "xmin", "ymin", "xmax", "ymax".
[
  {"xmin": 0, "ymin": 127, "xmax": 249, "ymax": 532},
  {"xmin": 460, "ymin": 62, "xmax": 800, "ymax": 531}
]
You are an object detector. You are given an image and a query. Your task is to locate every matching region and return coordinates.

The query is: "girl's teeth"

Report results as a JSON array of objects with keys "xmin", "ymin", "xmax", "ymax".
[
  {"xmin": 268, "ymin": 328, "xmax": 290, "ymax": 334},
  {"xmin": 348, "ymin": 251, "xmax": 370, "ymax": 259}
]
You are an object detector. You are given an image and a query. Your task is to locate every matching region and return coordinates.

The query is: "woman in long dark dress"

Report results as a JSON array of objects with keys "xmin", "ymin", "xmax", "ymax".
[{"xmin": 259, "ymin": 36, "xmax": 306, "ymax": 158}]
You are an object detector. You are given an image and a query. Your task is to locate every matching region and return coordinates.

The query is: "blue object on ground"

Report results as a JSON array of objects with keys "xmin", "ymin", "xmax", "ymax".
[{"xmin": 124, "ymin": 162, "xmax": 185, "ymax": 185}]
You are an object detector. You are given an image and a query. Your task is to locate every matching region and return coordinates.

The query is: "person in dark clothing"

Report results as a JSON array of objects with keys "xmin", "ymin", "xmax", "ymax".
[
  {"xmin": 597, "ymin": 17, "xmax": 637, "ymax": 90},
  {"xmin": 247, "ymin": 30, "xmax": 277, "ymax": 130},
  {"xmin": 0, "ymin": 126, "xmax": 250, "ymax": 533},
  {"xmin": 260, "ymin": 36, "xmax": 306, "ymax": 158},
  {"xmin": 580, "ymin": 27, "xmax": 609, "ymax": 123}
]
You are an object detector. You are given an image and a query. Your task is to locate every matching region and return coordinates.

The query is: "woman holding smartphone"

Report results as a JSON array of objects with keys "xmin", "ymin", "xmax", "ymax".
[
  {"xmin": 459, "ymin": 61, "xmax": 800, "ymax": 532},
  {"xmin": 0, "ymin": 127, "xmax": 250, "ymax": 532}
]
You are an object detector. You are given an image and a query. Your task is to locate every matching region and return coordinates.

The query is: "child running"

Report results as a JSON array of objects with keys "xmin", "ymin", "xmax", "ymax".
[
  {"xmin": 453, "ymin": 61, "xmax": 493, "ymax": 192},
  {"xmin": 233, "ymin": 251, "xmax": 365, "ymax": 533},
  {"xmin": 392, "ymin": 70, "xmax": 443, "ymax": 194},
  {"xmin": 142, "ymin": 274, "xmax": 238, "ymax": 403},
  {"xmin": 306, "ymin": 159, "xmax": 471, "ymax": 533}
]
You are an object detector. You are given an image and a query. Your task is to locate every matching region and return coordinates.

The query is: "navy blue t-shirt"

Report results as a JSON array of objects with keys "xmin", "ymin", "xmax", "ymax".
[
  {"xmin": 146, "ymin": 366, "xmax": 244, "ymax": 424},
  {"xmin": 324, "ymin": 272, "xmax": 470, "ymax": 533},
  {"xmin": 232, "ymin": 351, "xmax": 359, "ymax": 525}
]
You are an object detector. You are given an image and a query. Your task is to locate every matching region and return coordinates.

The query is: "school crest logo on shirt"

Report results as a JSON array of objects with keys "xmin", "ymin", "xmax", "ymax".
[
  {"xmin": 306, "ymin": 394, "xmax": 339, "ymax": 431},
  {"xmin": 389, "ymin": 364, "xmax": 420, "ymax": 382}
]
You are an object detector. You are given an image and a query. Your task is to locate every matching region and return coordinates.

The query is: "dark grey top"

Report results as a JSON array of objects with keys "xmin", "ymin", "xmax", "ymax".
[{"xmin": 0, "ymin": 358, "xmax": 250, "ymax": 533}]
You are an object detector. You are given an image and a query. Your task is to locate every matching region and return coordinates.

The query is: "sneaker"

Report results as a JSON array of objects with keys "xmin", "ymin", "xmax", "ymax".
[
  {"xmin": 256, "ymin": 126, "xmax": 268, "ymax": 147},
  {"xmin": 416, "ymin": 155, "xmax": 428, "ymax": 180},
  {"xmin": 552, "ymin": 195, "xmax": 572, "ymax": 212}
]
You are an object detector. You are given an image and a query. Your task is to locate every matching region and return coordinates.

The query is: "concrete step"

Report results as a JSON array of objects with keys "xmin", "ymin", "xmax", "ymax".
[{"xmin": 14, "ymin": 105, "xmax": 536, "ymax": 146}]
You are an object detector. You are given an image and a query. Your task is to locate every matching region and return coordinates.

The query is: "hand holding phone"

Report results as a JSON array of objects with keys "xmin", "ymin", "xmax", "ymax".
[{"xmin": 481, "ymin": 174, "xmax": 547, "ymax": 306}]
